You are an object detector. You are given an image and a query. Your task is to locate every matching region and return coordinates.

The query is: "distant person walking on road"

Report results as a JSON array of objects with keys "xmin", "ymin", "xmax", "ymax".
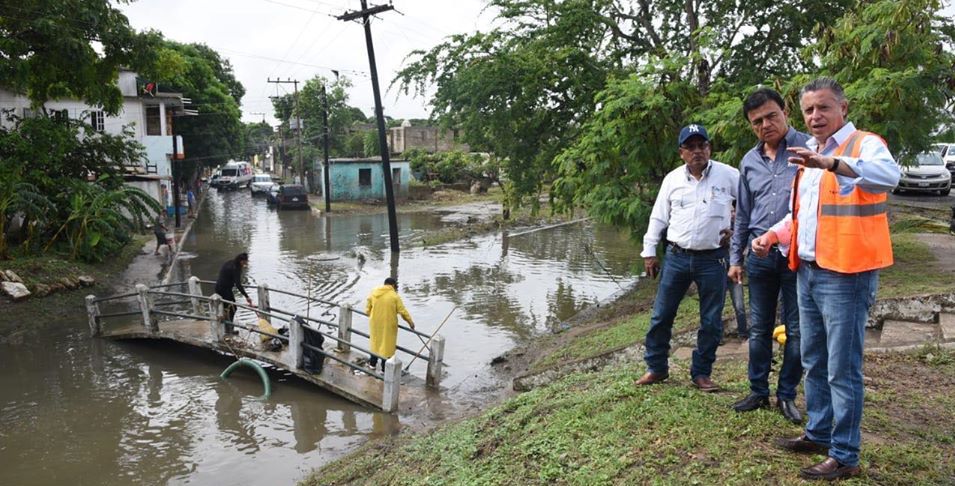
[
  {"xmin": 187, "ymin": 188, "xmax": 196, "ymax": 219},
  {"xmin": 365, "ymin": 277, "xmax": 415, "ymax": 372},
  {"xmin": 215, "ymin": 252, "xmax": 253, "ymax": 334}
]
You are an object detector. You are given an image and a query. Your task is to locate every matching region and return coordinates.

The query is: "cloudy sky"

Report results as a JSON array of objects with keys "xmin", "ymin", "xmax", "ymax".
[
  {"xmin": 120, "ymin": 1, "xmax": 955, "ymax": 128},
  {"xmin": 120, "ymin": 0, "xmax": 495, "ymax": 126}
]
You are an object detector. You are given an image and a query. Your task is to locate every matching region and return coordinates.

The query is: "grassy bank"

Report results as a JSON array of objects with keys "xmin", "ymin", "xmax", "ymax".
[
  {"xmin": 0, "ymin": 233, "xmax": 151, "ymax": 336},
  {"xmin": 306, "ymin": 346, "xmax": 955, "ymax": 485}
]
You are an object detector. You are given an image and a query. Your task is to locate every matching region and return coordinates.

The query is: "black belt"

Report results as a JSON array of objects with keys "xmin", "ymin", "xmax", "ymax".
[
  {"xmin": 668, "ymin": 243, "xmax": 723, "ymax": 256},
  {"xmin": 803, "ymin": 260, "xmax": 822, "ymax": 270}
]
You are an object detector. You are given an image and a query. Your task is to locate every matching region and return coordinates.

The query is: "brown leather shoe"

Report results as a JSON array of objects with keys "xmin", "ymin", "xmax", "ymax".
[
  {"xmin": 634, "ymin": 371, "xmax": 669, "ymax": 386},
  {"xmin": 691, "ymin": 375, "xmax": 720, "ymax": 392},
  {"xmin": 775, "ymin": 435, "xmax": 830, "ymax": 454},
  {"xmin": 799, "ymin": 457, "xmax": 860, "ymax": 481}
]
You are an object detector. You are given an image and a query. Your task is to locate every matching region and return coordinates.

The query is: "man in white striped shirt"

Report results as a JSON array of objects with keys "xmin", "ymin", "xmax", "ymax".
[{"xmin": 635, "ymin": 124, "xmax": 739, "ymax": 392}]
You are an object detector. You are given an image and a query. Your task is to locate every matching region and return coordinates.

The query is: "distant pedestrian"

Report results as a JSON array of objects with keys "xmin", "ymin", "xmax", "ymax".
[
  {"xmin": 153, "ymin": 217, "xmax": 173, "ymax": 255},
  {"xmin": 634, "ymin": 123, "xmax": 739, "ymax": 392},
  {"xmin": 365, "ymin": 277, "xmax": 415, "ymax": 372},
  {"xmin": 187, "ymin": 188, "xmax": 196, "ymax": 218},
  {"xmin": 215, "ymin": 252, "xmax": 254, "ymax": 334}
]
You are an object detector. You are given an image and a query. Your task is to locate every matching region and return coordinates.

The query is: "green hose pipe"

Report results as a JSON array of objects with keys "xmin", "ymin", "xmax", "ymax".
[{"xmin": 220, "ymin": 358, "xmax": 271, "ymax": 400}]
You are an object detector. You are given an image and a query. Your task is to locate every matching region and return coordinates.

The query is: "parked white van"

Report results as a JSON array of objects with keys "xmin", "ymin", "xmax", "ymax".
[{"xmin": 218, "ymin": 161, "xmax": 254, "ymax": 190}]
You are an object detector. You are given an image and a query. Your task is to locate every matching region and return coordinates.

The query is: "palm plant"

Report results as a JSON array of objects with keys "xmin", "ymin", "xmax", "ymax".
[
  {"xmin": 46, "ymin": 175, "xmax": 162, "ymax": 261},
  {"xmin": 0, "ymin": 170, "xmax": 53, "ymax": 259}
]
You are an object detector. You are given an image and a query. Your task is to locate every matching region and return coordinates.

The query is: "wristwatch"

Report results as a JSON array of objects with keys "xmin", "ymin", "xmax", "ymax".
[{"xmin": 828, "ymin": 157, "xmax": 841, "ymax": 172}]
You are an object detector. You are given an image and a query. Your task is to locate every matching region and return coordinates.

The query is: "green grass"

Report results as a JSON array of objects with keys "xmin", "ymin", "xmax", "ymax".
[
  {"xmin": 304, "ymin": 347, "xmax": 955, "ymax": 485},
  {"xmin": 879, "ymin": 233, "xmax": 955, "ymax": 298},
  {"xmin": 1, "ymin": 233, "xmax": 150, "ymax": 289}
]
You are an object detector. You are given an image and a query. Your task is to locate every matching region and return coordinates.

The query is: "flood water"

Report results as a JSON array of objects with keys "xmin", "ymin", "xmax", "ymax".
[{"xmin": 0, "ymin": 189, "xmax": 639, "ymax": 485}]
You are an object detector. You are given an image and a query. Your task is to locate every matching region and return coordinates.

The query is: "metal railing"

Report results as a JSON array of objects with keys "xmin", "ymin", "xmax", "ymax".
[{"xmin": 85, "ymin": 276, "xmax": 447, "ymax": 412}]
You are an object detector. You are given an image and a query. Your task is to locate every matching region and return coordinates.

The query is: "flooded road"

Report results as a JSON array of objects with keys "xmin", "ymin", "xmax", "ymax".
[{"xmin": 1, "ymin": 189, "xmax": 639, "ymax": 485}]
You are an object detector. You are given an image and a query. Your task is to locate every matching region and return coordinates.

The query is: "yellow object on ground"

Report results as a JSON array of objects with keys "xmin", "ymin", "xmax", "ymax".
[
  {"xmin": 365, "ymin": 285, "xmax": 415, "ymax": 359},
  {"xmin": 257, "ymin": 318, "xmax": 280, "ymax": 343},
  {"xmin": 773, "ymin": 325, "xmax": 787, "ymax": 345}
]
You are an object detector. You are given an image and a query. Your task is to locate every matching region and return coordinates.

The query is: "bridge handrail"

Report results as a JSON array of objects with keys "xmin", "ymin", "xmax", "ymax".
[
  {"xmin": 146, "ymin": 288, "xmax": 431, "ymax": 363},
  {"xmin": 195, "ymin": 279, "xmax": 368, "ymax": 316},
  {"xmin": 92, "ymin": 292, "xmax": 138, "ymax": 304},
  {"xmin": 226, "ymin": 319, "xmax": 386, "ymax": 380}
]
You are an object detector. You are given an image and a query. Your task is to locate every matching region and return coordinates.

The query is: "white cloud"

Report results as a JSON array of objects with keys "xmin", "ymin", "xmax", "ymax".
[{"xmin": 119, "ymin": 0, "xmax": 495, "ymax": 125}]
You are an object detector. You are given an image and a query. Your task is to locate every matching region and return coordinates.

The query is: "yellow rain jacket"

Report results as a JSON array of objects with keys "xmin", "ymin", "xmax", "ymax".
[{"xmin": 365, "ymin": 285, "xmax": 414, "ymax": 358}]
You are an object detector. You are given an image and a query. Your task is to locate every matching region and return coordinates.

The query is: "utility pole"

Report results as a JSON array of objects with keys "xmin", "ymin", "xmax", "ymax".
[
  {"xmin": 171, "ymin": 122, "xmax": 182, "ymax": 229},
  {"xmin": 321, "ymin": 83, "xmax": 331, "ymax": 212},
  {"xmin": 338, "ymin": 1, "xmax": 400, "ymax": 253},
  {"xmin": 267, "ymin": 78, "xmax": 304, "ymax": 187}
]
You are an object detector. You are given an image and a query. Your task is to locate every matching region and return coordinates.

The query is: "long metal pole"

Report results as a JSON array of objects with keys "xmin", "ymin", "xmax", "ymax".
[
  {"xmin": 322, "ymin": 83, "xmax": 331, "ymax": 211},
  {"xmin": 171, "ymin": 119, "xmax": 181, "ymax": 228},
  {"xmin": 359, "ymin": 0, "xmax": 399, "ymax": 252},
  {"xmin": 293, "ymin": 80, "xmax": 305, "ymax": 188}
]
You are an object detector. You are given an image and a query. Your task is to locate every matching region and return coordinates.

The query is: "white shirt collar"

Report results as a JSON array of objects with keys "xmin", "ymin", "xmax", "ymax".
[
  {"xmin": 683, "ymin": 160, "xmax": 713, "ymax": 180},
  {"xmin": 807, "ymin": 122, "xmax": 856, "ymax": 152}
]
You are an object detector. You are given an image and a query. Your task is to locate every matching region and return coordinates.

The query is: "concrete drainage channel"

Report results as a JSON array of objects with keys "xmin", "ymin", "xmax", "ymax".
[{"xmin": 511, "ymin": 292, "xmax": 955, "ymax": 392}]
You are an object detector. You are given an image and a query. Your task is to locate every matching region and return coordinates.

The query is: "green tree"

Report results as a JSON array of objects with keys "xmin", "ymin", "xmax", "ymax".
[
  {"xmin": 271, "ymin": 75, "xmax": 367, "ymax": 158},
  {"xmin": 156, "ymin": 41, "xmax": 245, "ymax": 169},
  {"xmin": 0, "ymin": 0, "xmax": 162, "ymax": 115},
  {"xmin": 395, "ymin": 0, "xmax": 853, "ymax": 218},
  {"xmin": 242, "ymin": 121, "xmax": 274, "ymax": 160},
  {"xmin": 803, "ymin": 0, "xmax": 955, "ymax": 159}
]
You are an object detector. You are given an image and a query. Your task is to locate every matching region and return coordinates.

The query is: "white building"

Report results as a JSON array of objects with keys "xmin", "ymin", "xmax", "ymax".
[{"xmin": 0, "ymin": 70, "xmax": 186, "ymax": 208}]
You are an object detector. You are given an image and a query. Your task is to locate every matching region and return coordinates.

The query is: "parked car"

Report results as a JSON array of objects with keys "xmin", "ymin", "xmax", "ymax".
[
  {"xmin": 934, "ymin": 143, "xmax": 955, "ymax": 178},
  {"xmin": 250, "ymin": 174, "xmax": 275, "ymax": 196},
  {"xmin": 266, "ymin": 185, "xmax": 281, "ymax": 206},
  {"xmin": 275, "ymin": 184, "xmax": 309, "ymax": 209},
  {"xmin": 896, "ymin": 151, "xmax": 951, "ymax": 196}
]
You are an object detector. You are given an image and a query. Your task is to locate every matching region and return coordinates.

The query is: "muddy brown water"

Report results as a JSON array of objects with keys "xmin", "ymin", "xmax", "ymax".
[{"xmin": 0, "ymin": 190, "xmax": 639, "ymax": 485}]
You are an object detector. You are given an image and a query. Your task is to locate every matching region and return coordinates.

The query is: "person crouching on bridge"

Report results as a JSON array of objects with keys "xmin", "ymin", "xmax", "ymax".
[
  {"xmin": 215, "ymin": 252, "xmax": 254, "ymax": 335},
  {"xmin": 365, "ymin": 277, "xmax": 415, "ymax": 372}
]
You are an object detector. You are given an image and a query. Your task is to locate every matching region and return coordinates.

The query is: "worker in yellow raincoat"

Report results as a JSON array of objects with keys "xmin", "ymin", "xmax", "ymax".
[{"xmin": 365, "ymin": 277, "xmax": 415, "ymax": 371}]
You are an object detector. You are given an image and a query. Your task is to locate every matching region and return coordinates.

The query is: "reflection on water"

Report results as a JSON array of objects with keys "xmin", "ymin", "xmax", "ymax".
[{"xmin": 0, "ymin": 189, "xmax": 638, "ymax": 485}]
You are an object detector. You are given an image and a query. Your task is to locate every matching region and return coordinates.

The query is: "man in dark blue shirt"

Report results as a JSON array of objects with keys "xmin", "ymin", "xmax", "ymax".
[
  {"xmin": 729, "ymin": 88, "xmax": 809, "ymax": 423},
  {"xmin": 215, "ymin": 252, "xmax": 253, "ymax": 334}
]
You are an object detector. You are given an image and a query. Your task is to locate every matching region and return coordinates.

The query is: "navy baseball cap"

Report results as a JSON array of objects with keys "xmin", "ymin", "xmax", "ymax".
[{"xmin": 678, "ymin": 124, "xmax": 709, "ymax": 147}]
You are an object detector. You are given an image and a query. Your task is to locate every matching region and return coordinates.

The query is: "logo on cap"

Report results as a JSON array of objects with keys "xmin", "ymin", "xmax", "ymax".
[{"xmin": 688, "ymin": 124, "xmax": 700, "ymax": 133}]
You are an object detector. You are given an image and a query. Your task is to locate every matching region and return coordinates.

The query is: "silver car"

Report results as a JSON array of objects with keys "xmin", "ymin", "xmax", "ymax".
[
  {"xmin": 934, "ymin": 143, "xmax": 955, "ymax": 179},
  {"xmin": 896, "ymin": 151, "xmax": 951, "ymax": 196},
  {"xmin": 250, "ymin": 174, "xmax": 275, "ymax": 196}
]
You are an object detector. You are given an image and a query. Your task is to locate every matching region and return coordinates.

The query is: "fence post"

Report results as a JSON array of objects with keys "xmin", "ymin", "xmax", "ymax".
[
  {"xmin": 382, "ymin": 356, "xmax": 402, "ymax": 413},
  {"xmin": 426, "ymin": 335, "xmax": 445, "ymax": 387},
  {"xmin": 136, "ymin": 284, "xmax": 157, "ymax": 333},
  {"xmin": 288, "ymin": 316, "xmax": 304, "ymax": 370},
  {"xmin": 257, "ymin": 283, "xmax": 270, "ymax": 323},
  {"xmin": 188, "ymin": 276, "xmax": 202, "ymax": 316},
  {"xmin": 86, "ymin": 295, "xmax": 101, "ymax": 337},
  {"xmin": 337, "ymin": 305, "xmax": 352, "ymax": 353},
  {"xmin": 209, "ymin": 294, "xmax": 225, "ymax": 343}
]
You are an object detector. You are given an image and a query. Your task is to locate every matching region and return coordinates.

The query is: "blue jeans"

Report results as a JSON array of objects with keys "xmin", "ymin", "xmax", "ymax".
[
  {"xmin": 746, "ymin": 250, "xmax": 801, "ymax": 400},
  {"xmin": 798, "ymin": 263, "xmax": 878, "ymax": 467},
  {"xmin": 644, "ymin": 246, "xmax": 728, "ymax": 379},
  {"xmin": 728, "ymin": 278, "xmax": 748, "ymax": 336}
]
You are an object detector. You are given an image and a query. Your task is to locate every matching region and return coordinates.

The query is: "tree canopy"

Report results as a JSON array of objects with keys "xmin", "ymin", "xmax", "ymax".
[
  {"xmin": 396, "ymin": 0, "xmax": 955, "ymax": 228},
  {"xmin": 154, "ymin": 41, "xmax": 246, "ymax": 170},
  {"xmin": 0, "ymin": 0, "xmax": 162, "ymax": 115}
]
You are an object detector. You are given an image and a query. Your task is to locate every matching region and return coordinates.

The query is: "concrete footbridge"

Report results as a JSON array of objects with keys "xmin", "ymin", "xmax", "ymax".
[{"xmin": 85, "ymin": 278, "xmax": 446, "ymax": 412}]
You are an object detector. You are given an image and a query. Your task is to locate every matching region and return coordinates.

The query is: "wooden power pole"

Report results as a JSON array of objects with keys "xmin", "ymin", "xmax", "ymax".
[
  {"xmin": 321, "ymin": 83, "xmax": 331, "ymax": 212},
  {"xmin": 338, "ymin": 1, "xmax": 400, "ymax": 253}
]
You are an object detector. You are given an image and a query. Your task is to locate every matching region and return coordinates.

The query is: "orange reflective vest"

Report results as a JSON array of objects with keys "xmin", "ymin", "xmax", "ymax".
[{"xmin": 788, "ymin": 130, "xmax": 893, "ymax": 273}]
